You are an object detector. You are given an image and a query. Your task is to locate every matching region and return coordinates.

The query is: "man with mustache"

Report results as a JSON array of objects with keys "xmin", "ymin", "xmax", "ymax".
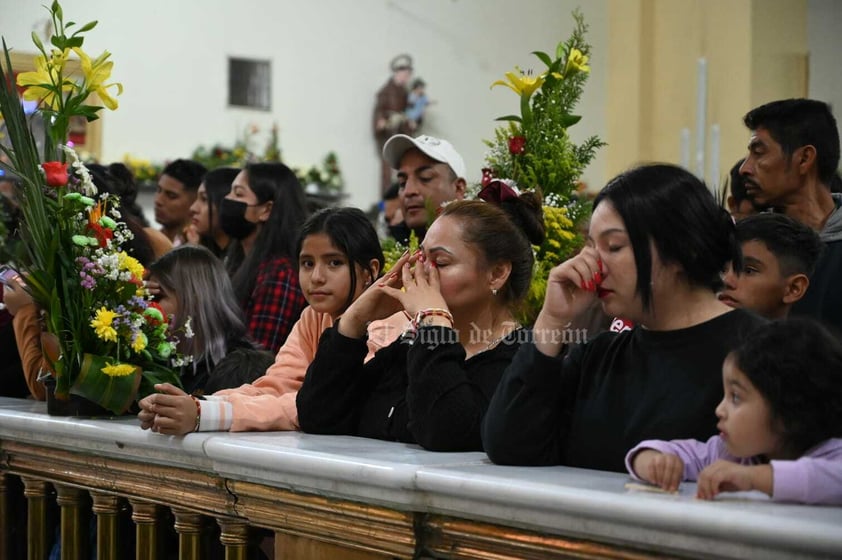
[
  {"xmin": 739, "ymin": 98, "xmax": 842, "ymax": 333},
  {"xmin": 382, "ymin": 133, "xmax": 467, "ymax": 239}
]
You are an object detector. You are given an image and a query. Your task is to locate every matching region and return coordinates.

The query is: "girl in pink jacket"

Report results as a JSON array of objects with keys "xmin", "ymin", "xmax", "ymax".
[{"xmin": 139, "ymin": 207, "xmax": 390, "ymax": 434}]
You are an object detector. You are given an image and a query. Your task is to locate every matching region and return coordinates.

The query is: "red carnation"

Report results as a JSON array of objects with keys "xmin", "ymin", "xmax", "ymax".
[
  {"xmin": 42, "ymin": 161, "xmax": 69, "ymax": 187},
  {"xmin": 508, "ymin": 136, "xmax": 526, "ymax": 155}
]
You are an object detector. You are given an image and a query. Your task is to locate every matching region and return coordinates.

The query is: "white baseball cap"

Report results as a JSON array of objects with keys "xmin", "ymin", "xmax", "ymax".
[{"xmin": 382, "ymin": 134, "xmax": 466, "ymax": 181}]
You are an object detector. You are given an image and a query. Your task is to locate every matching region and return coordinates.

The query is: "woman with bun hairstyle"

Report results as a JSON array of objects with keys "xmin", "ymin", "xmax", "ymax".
[{"xmin": 297, "ymin": 184, "xmax": 545, "ymax": 451}]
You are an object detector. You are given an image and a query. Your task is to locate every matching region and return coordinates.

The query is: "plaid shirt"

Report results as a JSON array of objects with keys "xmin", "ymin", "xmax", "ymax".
[{"xmin": 243, "ymin": 256, "xmax": 306, "ymax": 354}]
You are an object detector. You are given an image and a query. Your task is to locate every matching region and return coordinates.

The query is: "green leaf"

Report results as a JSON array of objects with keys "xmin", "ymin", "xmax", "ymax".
[
  {"xmin": 555, "ymin": 41, "xmax": 566, "ymax": 61},
  {"xmin": 65, "ymin": 21, "xmax": 75, "ymax": 28},
  {"xmin": 531, "ymin": 50, "xmax": 553, "ymax": 68},
  {"xmin": 50, "ymin": 35, "xmax": 64, "ymax": 49},
  {"xmin": 560, "ymin": 114, "xmax": 582, "ymax": 127},
  {"xmin": 73, "ymin": 20, "xmax": 98, "ymax": 35},
  {"xmin": 494, "ymin": 114, "xmax": 522, "ymax": 123},
  {"xmin": 77, "ymin": 104, "xmax": 103, "ymax": 119},
  {"xmin": 65, "ymin": 36, "xmax": 84, "ymax": 48}
]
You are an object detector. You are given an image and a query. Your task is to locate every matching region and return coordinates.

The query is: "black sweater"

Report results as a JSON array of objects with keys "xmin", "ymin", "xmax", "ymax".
[
  {"xmin": 482, "ymin": 309, "xmax": 765, "ymax": 472},
  {"xmin": 297, "ymin": 323, "xmax": 523, "ymax": 451}
]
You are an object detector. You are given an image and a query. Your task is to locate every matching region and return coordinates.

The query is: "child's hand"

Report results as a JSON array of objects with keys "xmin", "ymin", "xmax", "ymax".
[
  {"xmin": 137, "ymin": 383, "xmax": 197, "ymax": 435},
  {"xmin": 696, "ymin": 461, "xmax": 773, "ymax": 500},
  {"xmin": 632, "ymin": 449, "xmax": 684, "ymax": 492}
]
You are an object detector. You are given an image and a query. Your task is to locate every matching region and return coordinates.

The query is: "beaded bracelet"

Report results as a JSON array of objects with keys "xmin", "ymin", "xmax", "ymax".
[
  {"xmin": 190, "ymin": 396, "xmax": 202, "ymax": 432},
  {"xmin": 413, "ymin": 308, "xmax": 454, "ymax": 330}
]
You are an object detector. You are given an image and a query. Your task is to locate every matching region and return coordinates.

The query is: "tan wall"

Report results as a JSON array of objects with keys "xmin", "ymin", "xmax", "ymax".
[{"xmin": 606, "ymin": 0, "xmax": 807, "ymax": 190}]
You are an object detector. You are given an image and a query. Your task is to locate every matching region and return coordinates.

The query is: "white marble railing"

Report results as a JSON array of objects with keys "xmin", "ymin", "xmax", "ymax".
[{"xmin": 0, "ymin": 396, "xmax": 840, "ymax": 559}]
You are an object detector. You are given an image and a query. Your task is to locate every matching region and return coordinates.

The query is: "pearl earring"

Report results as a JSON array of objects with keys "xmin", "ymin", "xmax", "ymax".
[{"xmin": 492, "ymin": 288, "xmax": 498, "ymax": 295}]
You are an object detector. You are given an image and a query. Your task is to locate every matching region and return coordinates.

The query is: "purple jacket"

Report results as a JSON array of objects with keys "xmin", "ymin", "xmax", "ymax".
[{"xmin": 625, "ymin": 436, "xmax": 842, "ymax": 505}]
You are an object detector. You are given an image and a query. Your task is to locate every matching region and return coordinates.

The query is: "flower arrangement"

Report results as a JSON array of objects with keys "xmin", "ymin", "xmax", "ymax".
[
  {"xmin": 297, "ymin": 151, "xmax": 344, "ymax": 194},
  {"xmin": 185, "ymin": 123, "xmax": 344, "ymax": 194},
  {"xmin": 0, "ymin": 1, "xmax": 183, "ymax": 414},
  {"xmin": 484, "ymin": 9, "xmax": 604, "ymax": 322}
]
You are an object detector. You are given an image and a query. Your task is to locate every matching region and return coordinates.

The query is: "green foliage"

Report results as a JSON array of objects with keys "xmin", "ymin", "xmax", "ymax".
[{"xmin": 485, "ymin": 10, "xmax": 605, "ymax": 323}]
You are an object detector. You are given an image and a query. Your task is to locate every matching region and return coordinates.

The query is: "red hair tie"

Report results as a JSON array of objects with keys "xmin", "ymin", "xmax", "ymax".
[{"xmin": 478, "ymin": 179, "xmax": 519, "ymax": 204}]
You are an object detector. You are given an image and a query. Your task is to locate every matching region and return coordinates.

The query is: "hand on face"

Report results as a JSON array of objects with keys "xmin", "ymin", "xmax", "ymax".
[
  {"xmin": 137, "ymin": 383, "xmax": 196, "ymax": 435},
  {"xmin": 379, "ymin": 249, "xmax": 448, "ymax": 319},
  {"xmin": 336, "ymin": 251, "xmax": 413, "ymax": 338},
  {"xmin": 538, "ymin": 246, "xmax": 603, "ymax": 328}
]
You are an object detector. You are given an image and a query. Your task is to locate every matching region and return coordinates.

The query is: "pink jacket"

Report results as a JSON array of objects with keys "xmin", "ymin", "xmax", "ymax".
[{"xmin": 209, "ymin": 308, "xmax": 408, "ymax": 431}]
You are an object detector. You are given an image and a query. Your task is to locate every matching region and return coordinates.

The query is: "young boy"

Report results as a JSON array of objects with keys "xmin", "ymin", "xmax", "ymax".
[{"xmin": 718, "ymin": 213, "xmax": 822, "ymax": 319}]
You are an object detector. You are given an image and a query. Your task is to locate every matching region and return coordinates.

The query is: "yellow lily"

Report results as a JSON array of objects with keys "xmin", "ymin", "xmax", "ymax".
[
  {"xmin": 73, "ymin": 47, "xmax": 123, "ymax": 110},
  {"xmin": 565, "ymin": 48, "xmax": 590, "ymax": 75},
  {"xmin": 491, "ymin": 67, "xmax": 545, "ymax": 98},
  {"xmin": 16, "ymin": 49, "xmax": 74, "ymax": 110}
]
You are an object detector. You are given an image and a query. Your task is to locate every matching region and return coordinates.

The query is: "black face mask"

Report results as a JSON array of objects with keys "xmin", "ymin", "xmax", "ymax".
[{"xmin": 219, "ymin": 198, "xmax": 258, "ymax": 240}]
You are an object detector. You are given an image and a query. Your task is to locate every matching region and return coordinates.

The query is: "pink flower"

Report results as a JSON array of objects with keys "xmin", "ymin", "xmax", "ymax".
[{"xmin": 42, "ymin": 161, "xmax": 69, "ymax": 187}]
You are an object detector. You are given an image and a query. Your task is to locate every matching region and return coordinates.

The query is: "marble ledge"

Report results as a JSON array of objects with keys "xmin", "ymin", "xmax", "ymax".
[{"xmin": 1, "ymin": 398, "xmax": 841, "ymax": 559}]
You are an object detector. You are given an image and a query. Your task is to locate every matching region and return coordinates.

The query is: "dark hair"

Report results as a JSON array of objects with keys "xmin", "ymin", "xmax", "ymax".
[
  {"xmin": 199, "ymin": 167, "xmax": 239, "ymax": 256},
  {"xmin": 729, "ymin": 158, "xmax": 749, "ymax": 204},
  {"xmin": 743, "ymin": 99, "xmax": 840, "ymax": 184},
  {"xmin": 228, "ymin": 162, "xmax": 309, "ymax": 302},
  {"xmin": 86, "ymin": 163, "xmax": 156, "ymax": 266},
  {"xmin": 202, "ymin": 347, "xmax": 274, "ymax": 394},
  {"xmin": 161, "ymin": 159, "xmax": 207, "ymax": 192},
  {"xmin": 439, "ymin": 193, "xmax": 544, "ymax": 307},
  {"xmin": 296, "ymin": 207, "xmax": 385, "ymax": 312},
  {"xmin": 411, "ymin": 78, "xmax": 426, "ymax": 90},
  {"xmin": 148, "ymin": 245, "xmax": 248, "ymax": 367},
  {"xmin": 831, "ymin": 171, "xmax": 842, "ymax": 194},
  {"xmin": 383, "ymin": 182, "xmax": 401, "ymax": 201},
  {"xmin": 735, "ymin": 213, "xmax": 822, "ymax": 277},
  {"xmin": 594, "ymin": 164, "xmax": 739, "ymax": 310},
  {"xmin": 106, "ymin": 162, "xmax": 149, "ymax": 227},
  {"xmin": 731, "ymin": 318, "xmax": 842, "ymax": 457}
]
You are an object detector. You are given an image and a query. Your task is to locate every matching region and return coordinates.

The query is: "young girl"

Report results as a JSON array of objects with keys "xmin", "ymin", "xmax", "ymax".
[
  {"xmin": 626, "ymin": 318, "xmax": 842, "ymax": 505},
  {"xmin": 138, "ymin": 207, "xmax": 384, "ymax": 434}
]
